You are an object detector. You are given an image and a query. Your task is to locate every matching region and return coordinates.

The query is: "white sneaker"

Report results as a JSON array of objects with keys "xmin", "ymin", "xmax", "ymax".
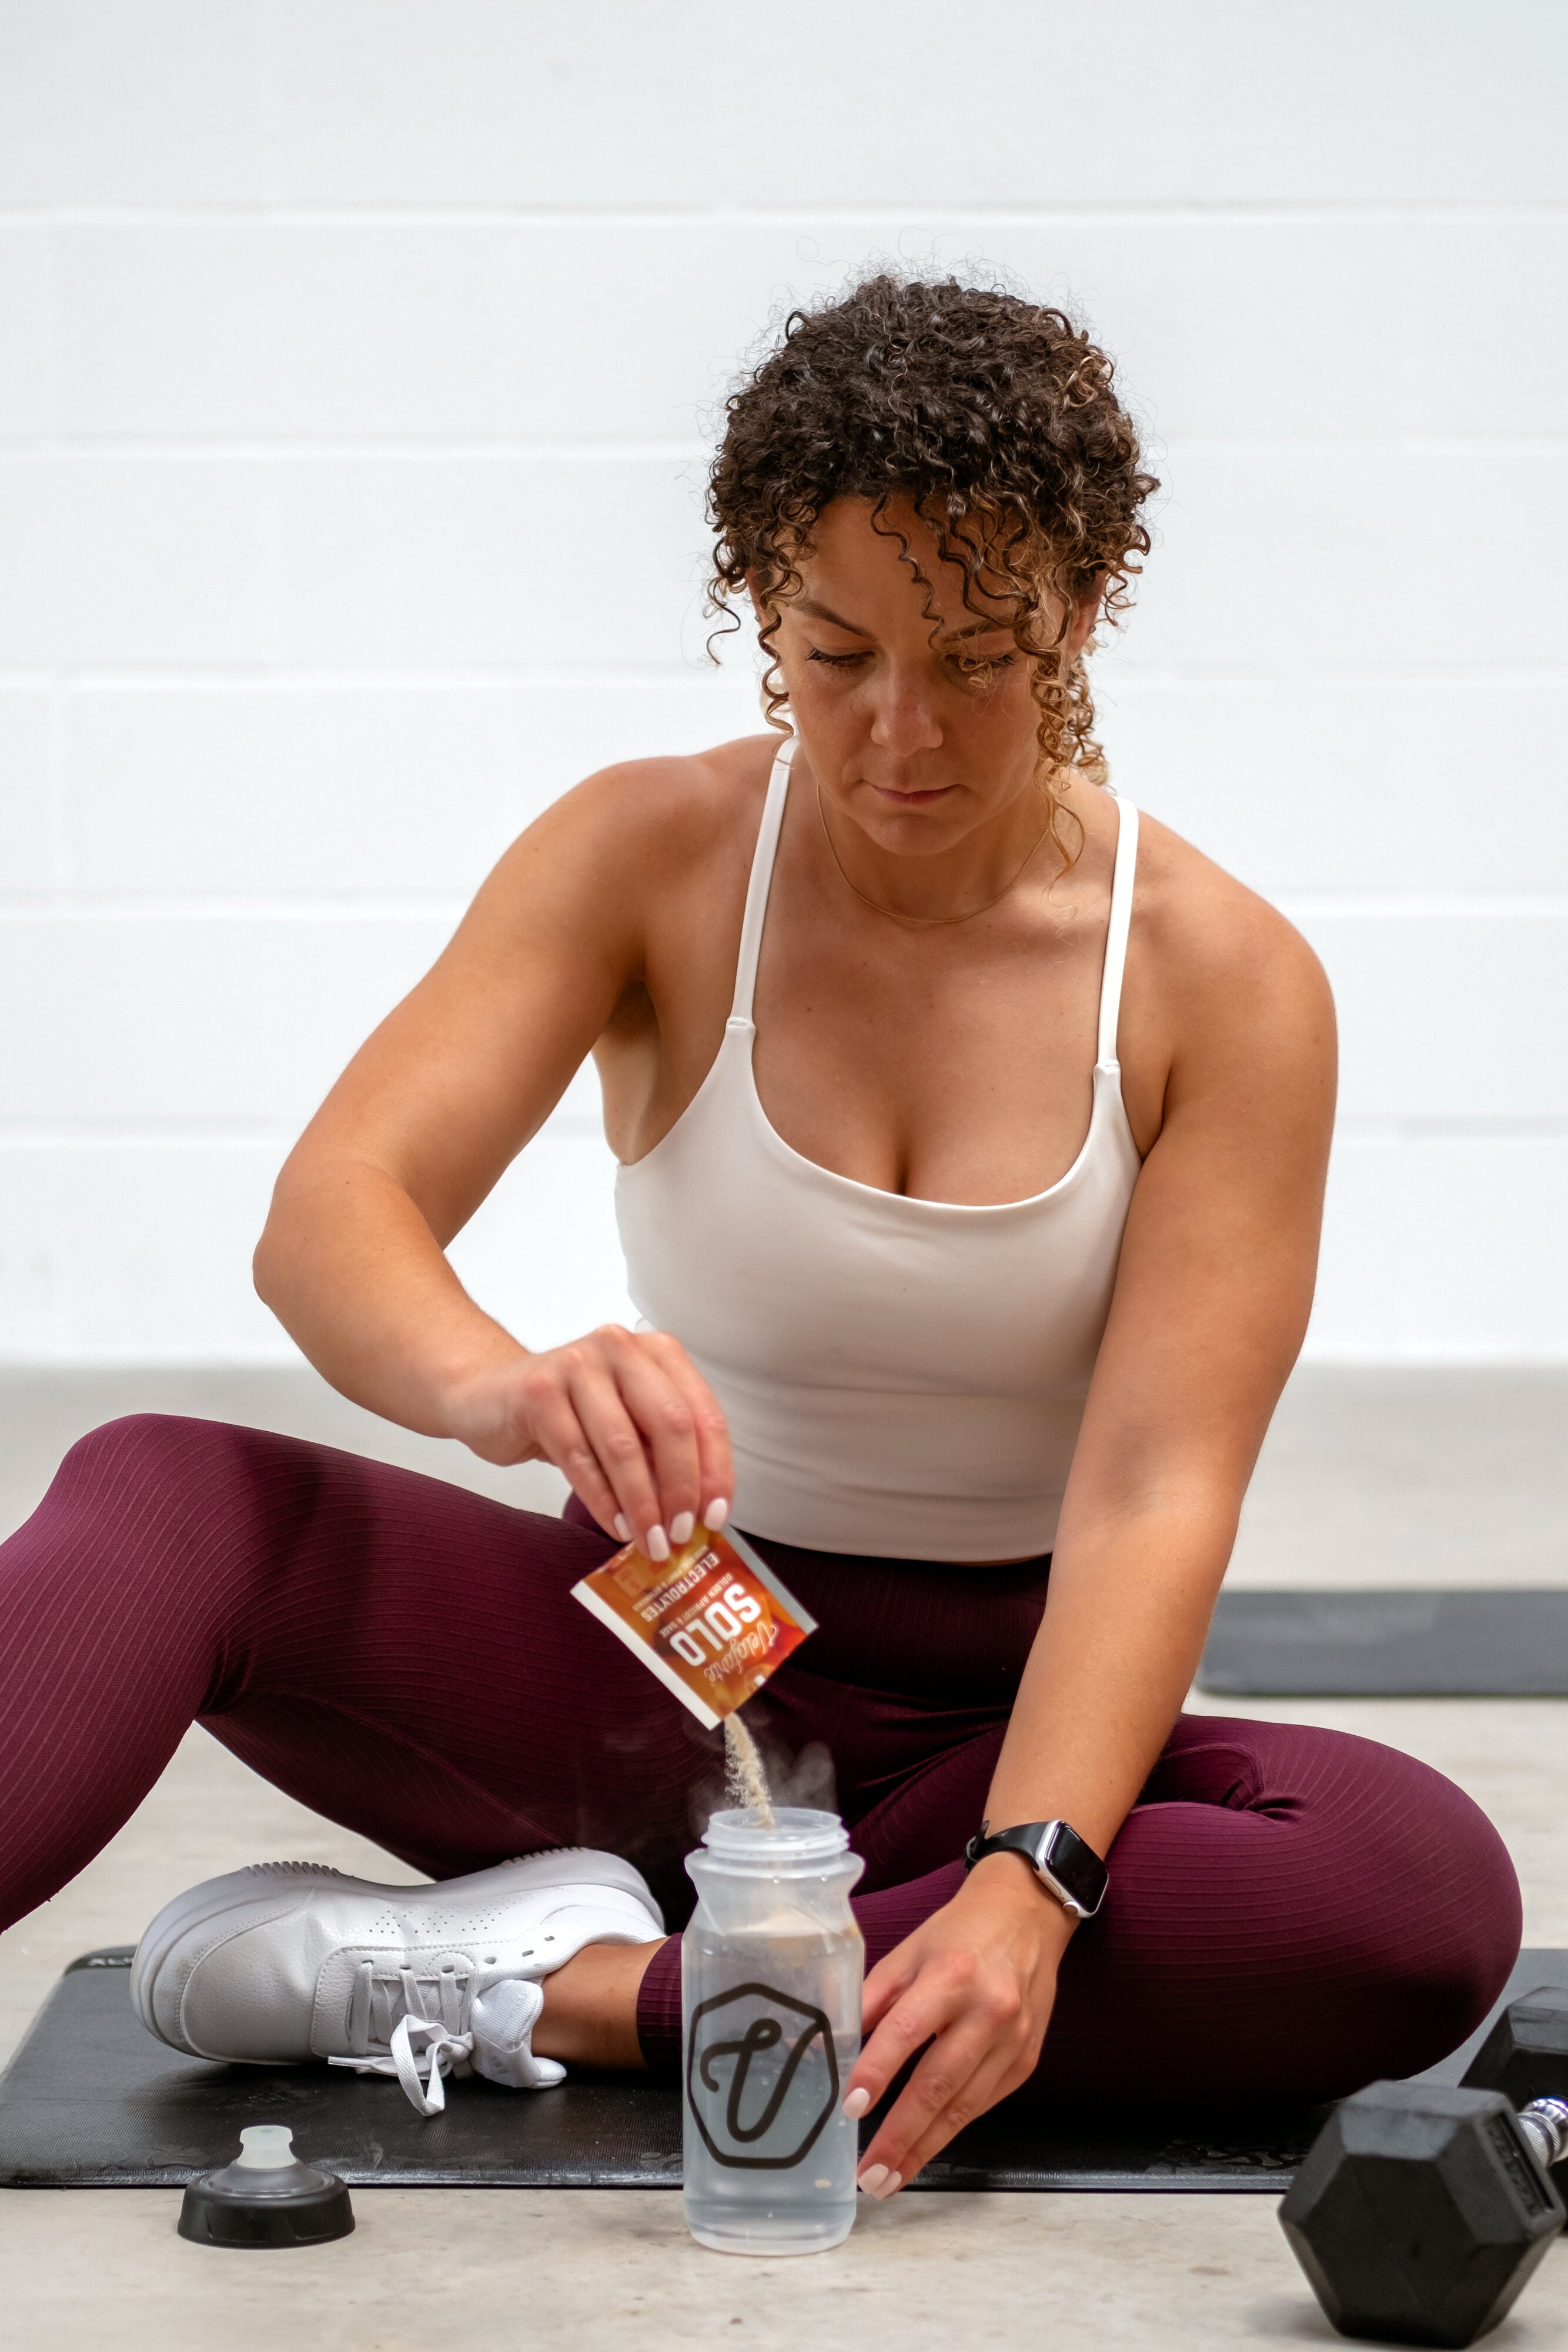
[{"xmin": 131, "ymin": 1850, "xmax": 664, "ymax": 2116}]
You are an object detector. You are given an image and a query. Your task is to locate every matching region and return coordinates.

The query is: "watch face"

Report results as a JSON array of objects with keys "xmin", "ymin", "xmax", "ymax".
[{"xmin": 1039, "ymin": 1822, "xmax": 1108, "ymax": 1914}]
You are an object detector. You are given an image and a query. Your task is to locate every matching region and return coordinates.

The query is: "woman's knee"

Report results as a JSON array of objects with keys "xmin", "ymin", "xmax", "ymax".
[
  {"xmin": 51, "ymin": 1411, "xmax": 250, "ymax": 1517},
  {"xmin": 1298, "ymin": 1732, "xmax": 1521, "ymax": 2085},
  {"xmin": 1132, "ymin": 1718, "xmax": 1521, "ymax": 2093},
  {"xmin": 33, "ymin": 1412, "xmax": 299, "ymax": 1597}
]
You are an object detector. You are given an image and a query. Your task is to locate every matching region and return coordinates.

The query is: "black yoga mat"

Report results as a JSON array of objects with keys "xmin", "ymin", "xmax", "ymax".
[
  {"xmin": 1196, "ymin": 1589, "xmax": 1568, "ymax": 1697},
  {"xmin": 2, "ymin": 1947, "xmax": 1563, "ymax": 2196}
]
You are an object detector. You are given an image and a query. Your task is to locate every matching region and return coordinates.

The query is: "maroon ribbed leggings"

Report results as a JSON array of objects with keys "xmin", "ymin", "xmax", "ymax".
[{"xmin": 0, "ymin": 1415, "xmax": 1521, "ymax": 2095}]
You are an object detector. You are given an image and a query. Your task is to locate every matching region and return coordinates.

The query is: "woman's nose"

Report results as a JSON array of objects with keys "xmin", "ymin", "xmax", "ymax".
[{"xmin": 868, "ymin": 686, "xmax": 942, "ymax": 756}]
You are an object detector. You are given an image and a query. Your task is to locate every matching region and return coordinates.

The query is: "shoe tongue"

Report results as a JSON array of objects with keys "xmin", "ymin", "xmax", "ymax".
[
  {"xmin": 469, "ymin": 1977, "xmax": 562, "ymax": 2090},
  {"xmin": 470, "ymin": 1976, "xmax": 541, "ymax": 2049}
]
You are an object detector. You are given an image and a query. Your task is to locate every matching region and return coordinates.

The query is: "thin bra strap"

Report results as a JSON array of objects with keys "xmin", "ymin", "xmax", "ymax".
[
  {"xmin": 729, "ymin": 734, "xmax": 797, "ymax": 1025},
  {"xmin": 1096, "ymin": 796, "xmax": 1139, "ymax": 1067}
]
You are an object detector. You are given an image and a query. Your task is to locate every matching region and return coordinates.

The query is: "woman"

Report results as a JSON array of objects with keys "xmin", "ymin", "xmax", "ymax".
[{"xmin": 0, "ymin": 275, "xmax": 1518, "ymax": 2193}]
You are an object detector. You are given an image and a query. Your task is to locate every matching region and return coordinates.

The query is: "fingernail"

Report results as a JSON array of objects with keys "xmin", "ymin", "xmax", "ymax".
[
  {"xmin": 644, "ymin": 1525, "xmax": 671, "ymax": 1562},
  {"xmin": 841, "ymin": 2087, "xmax": 871, "ymax": 2121},
  {"xmin": 877, "ymin": 2171, "xmax": 902, "ymax": 2200},
  {"xmin": 613, "ymin": 1515, "xmax": 631, "ymax": 1543},
  {"xmin": 856, "ymin": 2164, "xmax": 888, "ymax": 2196},
  {"xmin": 706, "ymin": 1496, "xmax": 730, "ymax": 1529},
  {"xmin": 670, "ymin": 1512, "xmax": 695, "ymax": 1546}
]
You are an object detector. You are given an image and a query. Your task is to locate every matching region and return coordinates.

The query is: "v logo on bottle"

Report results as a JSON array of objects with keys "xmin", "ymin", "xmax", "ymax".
[{"xmin": 685, "ymin": 1982, "xmax": 839, "ymax": 2171}]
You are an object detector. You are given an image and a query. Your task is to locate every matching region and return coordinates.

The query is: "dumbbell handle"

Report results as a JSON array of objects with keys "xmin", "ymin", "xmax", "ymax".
[{"xmin": 1517, "ymin": 2096, "xmax": 1568, "ymax": 2170}]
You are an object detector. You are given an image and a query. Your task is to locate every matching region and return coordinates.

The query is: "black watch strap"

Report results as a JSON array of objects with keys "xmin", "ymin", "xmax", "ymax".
[{"xmin": 964, "ymin": 1819, "xmax": 1108, "ymax": 1920}]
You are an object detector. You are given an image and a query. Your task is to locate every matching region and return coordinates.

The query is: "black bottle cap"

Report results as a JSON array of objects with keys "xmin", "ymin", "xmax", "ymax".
[{"xmin": 177, "ymin": 2125, "xmax": 355, "ymax": 2249}]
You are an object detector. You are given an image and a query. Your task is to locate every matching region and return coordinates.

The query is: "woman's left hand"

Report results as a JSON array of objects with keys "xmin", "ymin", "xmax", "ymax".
[{"xmin": 841, "ymin": 1856, "xmax": 1076, "ymax": 2194}]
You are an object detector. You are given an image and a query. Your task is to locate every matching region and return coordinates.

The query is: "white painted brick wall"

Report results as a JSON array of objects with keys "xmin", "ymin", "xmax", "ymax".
[{"xmin": 1, "ymin": 1, "xmax": 1565, "ymax": 1364}]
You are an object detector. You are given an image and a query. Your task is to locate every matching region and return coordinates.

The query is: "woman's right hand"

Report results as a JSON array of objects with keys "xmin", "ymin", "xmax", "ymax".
[{"xmin": 443, "ymin": 1325, "xmax": 734, "ymax": 1562}]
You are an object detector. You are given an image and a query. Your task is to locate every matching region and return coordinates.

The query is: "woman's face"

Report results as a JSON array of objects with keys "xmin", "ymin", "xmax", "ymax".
[{"xmin": 764, "ymin": 496, "xmax": 1096, "ymax": 861}]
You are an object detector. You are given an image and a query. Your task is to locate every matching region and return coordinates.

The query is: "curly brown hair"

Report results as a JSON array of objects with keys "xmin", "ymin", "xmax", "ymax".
[{"xmin": 707, "ymin": 272, "xmax": 1158, "ymax": 857}]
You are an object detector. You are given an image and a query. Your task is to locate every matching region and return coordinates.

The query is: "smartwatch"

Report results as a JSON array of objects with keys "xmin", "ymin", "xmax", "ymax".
[{"xmin": 964, "ymin": 1819, "xmax": 1109, "ymax": 1921}]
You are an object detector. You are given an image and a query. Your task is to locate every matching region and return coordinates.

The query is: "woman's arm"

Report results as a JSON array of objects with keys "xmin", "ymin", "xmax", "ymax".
[
  {"xmin": 844, "ymin": 876, "xmax": 1338, "ymax": 2190},
  {"xmin": 253, "ymin": 759, "xmax": 737, "ymax": 1549}
]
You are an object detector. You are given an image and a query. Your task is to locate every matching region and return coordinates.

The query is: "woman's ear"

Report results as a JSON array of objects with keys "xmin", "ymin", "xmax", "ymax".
[{"xmin": 1066, "ymin": 582, "xmax": 1104, "ymax": 663}]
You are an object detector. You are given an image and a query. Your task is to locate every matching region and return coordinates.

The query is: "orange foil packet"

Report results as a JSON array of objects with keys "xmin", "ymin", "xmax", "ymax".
[{"xmin": 571, "ymin": 1524, "xmax": 817, "ymax": 1730}]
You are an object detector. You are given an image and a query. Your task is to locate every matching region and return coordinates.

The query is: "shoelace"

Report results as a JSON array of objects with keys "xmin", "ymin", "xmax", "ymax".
[{"xmin": 327, "ymin": 1961, "xmax": 477, "ymax": 2115}]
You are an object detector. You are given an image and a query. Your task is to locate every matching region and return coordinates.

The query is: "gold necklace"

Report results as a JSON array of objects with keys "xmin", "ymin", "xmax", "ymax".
[{"xmin": 815, "ymin": 783, "xmax": 1055, "ymax": 929}]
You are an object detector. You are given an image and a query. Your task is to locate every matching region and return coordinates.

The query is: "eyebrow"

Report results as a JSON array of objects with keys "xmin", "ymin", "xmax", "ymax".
[{"xmin": 795, "ymin": 597, "xmax": 1012, "ymax": 646}]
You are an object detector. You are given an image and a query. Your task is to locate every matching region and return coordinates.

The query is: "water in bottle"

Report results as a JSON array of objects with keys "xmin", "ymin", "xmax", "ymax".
[{"xmin": 682, "ymin": 1805, "xmax": 865, "ymax": 2255}]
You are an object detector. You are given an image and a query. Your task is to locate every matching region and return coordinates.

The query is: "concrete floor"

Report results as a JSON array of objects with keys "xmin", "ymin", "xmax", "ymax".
[{"xmin": 2, "ymin": 1362, "xmax": 1566, "ymax": 2350}]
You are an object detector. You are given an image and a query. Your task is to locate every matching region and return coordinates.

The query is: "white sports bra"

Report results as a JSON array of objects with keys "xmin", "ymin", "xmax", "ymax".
[{"xmin": 614, "ymin": 738, "xmax": 1142, "ymax": 1562}]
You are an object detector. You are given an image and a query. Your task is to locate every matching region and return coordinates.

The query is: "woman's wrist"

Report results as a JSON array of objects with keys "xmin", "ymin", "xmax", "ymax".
[
  {"xmin": 426, "ymin": 1329, "xmax": 536, "ymax": 1451},
  {"xmin": 959, "ymin": 1851, "xmax": 1082, "ymax": 1946}
]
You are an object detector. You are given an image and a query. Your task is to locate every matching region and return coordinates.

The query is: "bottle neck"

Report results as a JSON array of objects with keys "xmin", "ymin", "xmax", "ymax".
[{"xmin": 698, "ymin": 1806, "xmax": 851, "ymax": 1873}]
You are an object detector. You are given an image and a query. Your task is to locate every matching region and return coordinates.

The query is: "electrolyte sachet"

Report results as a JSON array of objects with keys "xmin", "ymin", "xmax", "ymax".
[{"xmin": 571, "ymin": 1523, "xmax": 816, "ymax": 1729}]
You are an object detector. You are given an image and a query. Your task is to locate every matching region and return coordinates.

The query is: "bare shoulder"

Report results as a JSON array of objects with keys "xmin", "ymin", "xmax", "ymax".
[
  {"xmin": 494, "ymin": 732, "xmax": 778, "ymax": 905},
  {"xmin": 1132, "ymin": 810, "xmax": 1332, "ymax": 1046},
  {"xmin": 1115, "ymin": 810, "xmax": 1335, "ymax": 1158}
]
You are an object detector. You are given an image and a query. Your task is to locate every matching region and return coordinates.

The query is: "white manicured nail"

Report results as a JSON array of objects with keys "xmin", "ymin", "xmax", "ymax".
[
  {"xmin": 705, "ymin": 1496, "xmax": 730, "ymax": 1529},
  {"xmin": 857, "ymin": 2164, "xmax": 888, "ymax": 2196},
  {"xmin": 841, "ymin": 2087, "xmax": 871, "ymax": 2121},
  {"xmin": 877, "ymin": 2171, "xmax": 902, "ymax": 2200},
  {"xmin": 613, "ymin": 1515, "xmax": 631, "ymax": 1543},
  {"xmin": 644, "ymin": 1525, "xmax": 671, "ymax": 1562},
  {"xmin": 670, "ymin": 1512, "xmax": 695, "ymax": 1546}
]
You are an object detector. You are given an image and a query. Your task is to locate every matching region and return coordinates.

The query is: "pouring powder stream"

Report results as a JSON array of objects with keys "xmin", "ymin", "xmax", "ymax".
[{"xmin": 723, "ymin": 1712, "xmax": 776, "ymax": 1826}]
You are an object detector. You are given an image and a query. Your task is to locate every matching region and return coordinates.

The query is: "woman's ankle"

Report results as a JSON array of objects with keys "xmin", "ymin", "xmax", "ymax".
[{"xmin": 533, "ymin": 1936, "xmax": 668, "ymax": 2070}]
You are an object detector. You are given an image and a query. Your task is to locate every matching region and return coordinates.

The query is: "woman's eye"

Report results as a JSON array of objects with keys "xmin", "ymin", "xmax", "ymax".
[{"xmin": 802, "ymin": 645, "xmax": 1014, "ymax": 677}]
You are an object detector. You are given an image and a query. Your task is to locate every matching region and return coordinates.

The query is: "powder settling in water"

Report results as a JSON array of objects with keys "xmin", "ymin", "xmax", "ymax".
[{"xmin": 723, "ymin": 1710, "xmax": 775, "ymax": 1826}]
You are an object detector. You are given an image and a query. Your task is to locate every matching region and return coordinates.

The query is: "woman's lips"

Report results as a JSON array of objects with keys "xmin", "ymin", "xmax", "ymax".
[{"xmin": 867, "ymin": 781, "xmax": 954, "ymax": 805}]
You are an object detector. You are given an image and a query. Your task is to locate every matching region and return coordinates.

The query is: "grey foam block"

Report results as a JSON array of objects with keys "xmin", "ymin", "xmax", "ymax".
[{"xmin": 1197, "ymin": 1590, "xmax": 1568, "ymax": 1696}]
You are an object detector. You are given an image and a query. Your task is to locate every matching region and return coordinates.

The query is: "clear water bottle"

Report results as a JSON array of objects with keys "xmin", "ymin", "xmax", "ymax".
[{"xmin": 682, "ymin": 1806, "xmax": 865, "ymax": 2255}]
